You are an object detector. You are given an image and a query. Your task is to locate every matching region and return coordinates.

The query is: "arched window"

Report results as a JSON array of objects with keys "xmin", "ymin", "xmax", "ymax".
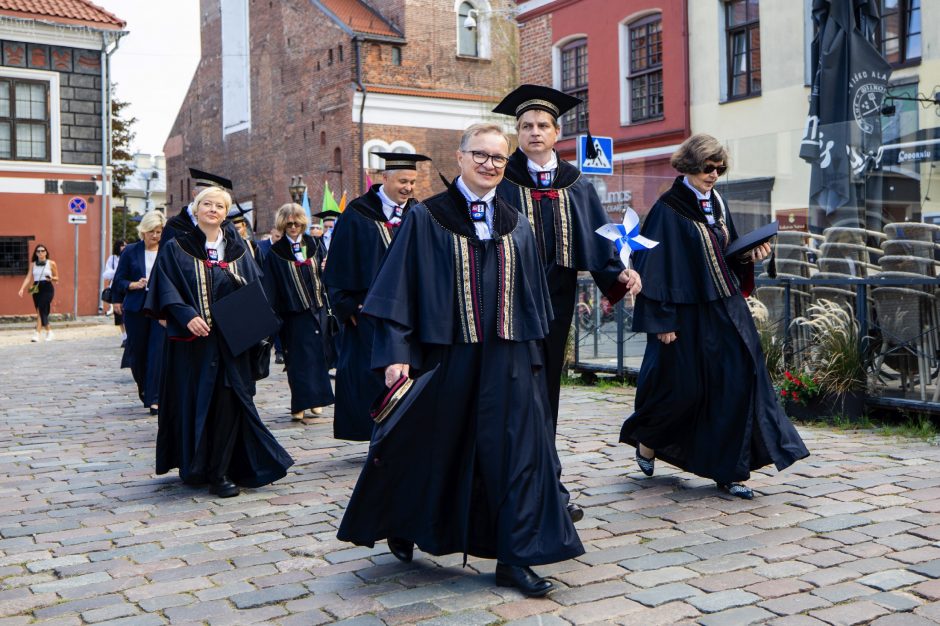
[
  {"xmin": 457, "ymin": 2, "xmax": 478, "ymax": 57},
  {"xmin": 333, "ymin": 147, "xmax": 342, "ymax": 168}
]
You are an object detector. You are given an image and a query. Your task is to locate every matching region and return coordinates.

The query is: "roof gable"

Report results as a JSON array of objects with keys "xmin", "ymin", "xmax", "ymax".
[
  {"xmin": 0, "ymin": 0, "xmax": 125, "ymax": 29},
  {"xmin": 313, "ymin": 0, "xmax": 402, "ymax": 40}
]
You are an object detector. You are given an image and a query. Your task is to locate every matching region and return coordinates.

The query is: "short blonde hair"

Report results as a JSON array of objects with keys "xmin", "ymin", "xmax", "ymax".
[
  {"xmin": 137, "ymin": 209, "xmax": 167, "ymax": 237},
  {"xmin": 274, "ymin": 203, "xmax": 307, "ymax": 233},
  {"xmin": 459, "ymin": 123, "xmax": 510, "ymax": 152},
  {"xmin": 193, "ymin": 186, "xmax": 233, "ymax": 212},
  {"xmin": 670, "ymin": 133, "xmax": 730, "ymax": 175}
]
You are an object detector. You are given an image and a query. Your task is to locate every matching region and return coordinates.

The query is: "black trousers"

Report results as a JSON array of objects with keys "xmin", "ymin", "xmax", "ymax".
[{"xmin": 32, "ymin": 281, "xmax": 54, "ymax": 326}]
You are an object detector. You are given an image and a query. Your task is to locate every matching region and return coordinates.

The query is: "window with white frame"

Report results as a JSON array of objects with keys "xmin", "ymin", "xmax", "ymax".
[
  {"xmin": 560, "ymin": 38, "xmax": 589, "ymax": 135},
  {"xmin": 0, "ymin": 78, "xmax": 49, "ymax": 161},
  {"xmin": 628, "ymin": 14, "xmax": 663, "ymax": 123}
]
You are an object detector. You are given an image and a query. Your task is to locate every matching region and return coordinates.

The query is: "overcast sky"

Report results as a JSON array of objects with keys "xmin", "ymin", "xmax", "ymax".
[{"xmin": 93, "ymin": 1, "xmax": 201, "ymax": 157}]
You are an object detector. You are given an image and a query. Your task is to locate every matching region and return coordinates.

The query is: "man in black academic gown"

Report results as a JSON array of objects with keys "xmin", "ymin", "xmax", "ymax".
[
  {"xmin": 321, "ymin": 152, "xmax": 430, "ymax": 441},
  {"xmin": 337, "ymin": 123, "xmax": 582, "ymax": 598},
  {"xmin": 494, "ymin": 85, "xmax": 642, "ymax": 431}
]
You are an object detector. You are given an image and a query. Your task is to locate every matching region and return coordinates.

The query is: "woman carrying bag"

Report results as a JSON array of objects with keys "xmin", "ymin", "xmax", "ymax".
[
  {"xmin": 17, "ymin": 244, "xmax": 58, "ymax": 342},
  {"xmin": 144, "ymin": 186, "xmax": 293, "ymax": 498}
]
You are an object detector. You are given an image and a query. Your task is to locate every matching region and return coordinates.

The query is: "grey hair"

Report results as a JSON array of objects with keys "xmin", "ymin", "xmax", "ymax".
[
  {"xmin": 670, "ymin": 133, "xmax": 730, "ymax": 175},
  {"xmin": 137, "ymin": 209, "xmax": 167, "ymax": 236},
  {"xmin": 459, "ymin": 123, "xmax": 510, "ymax": 152}
]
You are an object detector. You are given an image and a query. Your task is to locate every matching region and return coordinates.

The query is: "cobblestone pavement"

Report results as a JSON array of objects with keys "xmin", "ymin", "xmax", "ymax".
[{"xmin": 4, "ymin": 327, "xmax": 940, "ymax": 625}]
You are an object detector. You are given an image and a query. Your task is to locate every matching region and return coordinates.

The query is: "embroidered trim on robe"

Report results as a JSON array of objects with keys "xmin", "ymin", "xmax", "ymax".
[
  {"xmin": 453, "ymin": 235, "xmax": 479, "ymax": 343},
  {"xmin": 194, "ymin": 258, "xmax": 212, "ymax": 327},
  {"xmin": 518, "ymin": 186, "xmax": 574, "ymax": 269},
  {"xmin": 375, "ymin": 222, "xmax": 392, "ymax": 248},
  {"xmin": 496, "ymin": 234, "xmax": 517, "ymax": 340}
]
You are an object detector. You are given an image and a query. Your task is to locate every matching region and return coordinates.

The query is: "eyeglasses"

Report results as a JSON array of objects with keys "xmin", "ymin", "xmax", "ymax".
[
  {"xmin": 701, "ymin": 164, "xmax": 728, "ymax": 175},
  {"xmin": 462, "ymin": 150, "xmax": 509, "ymax": 169},
  {"xmin": 285, "ymin": 221, "xmax": 305, "ymax": 228}
]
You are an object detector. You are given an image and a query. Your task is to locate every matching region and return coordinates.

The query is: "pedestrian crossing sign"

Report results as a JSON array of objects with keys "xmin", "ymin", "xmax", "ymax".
[{"xmin": 578, "ymin": 135, "xmax": 614, "ymax": 175}]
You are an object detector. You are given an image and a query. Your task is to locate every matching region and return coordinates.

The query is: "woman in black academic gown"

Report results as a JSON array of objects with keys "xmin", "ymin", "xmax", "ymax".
[
  {"xmin": 113, "ymin": 210, "xmax": 166, "ymax": 414},
  {"xmin": 621, "ymin": 134, "xmax": 808, "ymax": 499},
  {"xmin": 262, "ymin": 203, "xmax": 335, "ymax": 421},
  {"xmin": 144, "ymin": 186, "xmax": 294, "ymax": 498}
]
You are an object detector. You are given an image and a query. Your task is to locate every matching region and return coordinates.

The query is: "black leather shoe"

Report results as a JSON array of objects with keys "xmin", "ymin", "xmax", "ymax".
[
  {"xmin": 567, "ymin": 503, "xmax": 584, "ymax": 523},
  {"xmin": 209, "ymin": 477, "xmax": 240, "ymax": 498},
  {"xmin": 718, "ymin": 482, "xmax": 754, "ymax": 499},
  {"xmin": 495, "ymin": 563, "xmax": 554, "ymax": 598},
  {"xmin": 274, "ymin": 352, "xmax": 285, "ymax": 365},
  {"xmin": 387, "ymin": 537, "xmax": 414, "ymax": 563},
  {"xmin": 636, "ymin": 449, "xmax": 655, "ymax": 477}
]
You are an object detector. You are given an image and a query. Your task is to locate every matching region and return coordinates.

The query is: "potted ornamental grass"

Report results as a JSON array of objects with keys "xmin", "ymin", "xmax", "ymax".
[{"xmin": 790, "ymin": 299, "xmax": 868, "ymax": 421}]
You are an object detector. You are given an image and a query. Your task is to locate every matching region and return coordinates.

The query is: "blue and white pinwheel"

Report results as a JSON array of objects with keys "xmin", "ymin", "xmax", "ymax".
[{"xmin": 595, "ymin": 208, "xmax": 658, "ymax": 270}]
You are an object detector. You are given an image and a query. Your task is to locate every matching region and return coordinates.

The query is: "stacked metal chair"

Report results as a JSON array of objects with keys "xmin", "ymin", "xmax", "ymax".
[
  {"xmin": 755, "ymin": 230, "xmax": 820, "ymax": 361},
  {"xmin": 871, "ymin": 222, "xmax": 940, "ymax": 401}
]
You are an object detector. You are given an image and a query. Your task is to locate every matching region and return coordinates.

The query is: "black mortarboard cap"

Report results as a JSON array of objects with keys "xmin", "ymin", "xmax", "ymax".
[
  {"xmin": 312, "ymin": 209, "xmax": 341, "ymax": 220},
  {"xmin": 492, "ymin": 84, "xmax": 581, "ymax": 119},
  {"xmin": 210, "ymin": 280, "xmax": 281, "ymax": 356},
  {"xmin": 189, "ymin": 167, "xmax": 233, "ymax": 190},
  {"xmin": 372, "ymin": 152, "xmax": 431, "ymax": 171},
  {"xmin": 369, "ymin": 364, "xmax": 440, "ymax": 450},
  {"xmin": 226, "ymin": 202, "xmax": 253, "ymax": 223},
  {"xmin": 585, "ymin": 130, "xmax": 599, "ymax": 161}
]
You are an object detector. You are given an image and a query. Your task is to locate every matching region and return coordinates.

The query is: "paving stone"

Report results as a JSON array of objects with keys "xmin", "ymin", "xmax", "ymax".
[
  {"xmin": 911, "ymin": 579, "xmax": 940, "ymax": 601},
  {"xmin": 808, "ymin": 600, "xmax": 890, "ymax": 625},
  {"xmin": 697, "ymin": 606, "xmax": 777, "ymax": 625},
  {"xmin": 627, "ymin": 582, "xmax": 701, "ymax": 607},
  {"xmin": 759, "ymin": 592, "xmax": 832, "ymax": 616},
  {"xmin": 910, "ymin": 559, "xmax": 940, "ymax": 578},
  {"xmin": 550, "ymin": 580, "xmax": 634, "ymax": 606},
  {"xmin": 559, "ymin": 596, "xmax": 645, "ymax": 624},
  {"xmin": 230, "ymin": 583, "xmax": 309, "ymax": 609},
  {"xmin": 687, "ymin": 589, "xmax": 760, "ymax": 613},
  {"xmin": 870, "ymin": 614, "xmax": 937, "ymax": 626},
  {"xmin": 857, "ymin": 568, "xmax": 927, "ymax": 591},
  {"xmin": 869, "ymin": 591, "xmax": 923, "ymax": 611},
  {"xmin": 624, "ymin": 566, "xmax": 698, "ymax": 588},
  {"xmin": 416, "ymin": 610, "xmax": 499, "ymax": 625}
]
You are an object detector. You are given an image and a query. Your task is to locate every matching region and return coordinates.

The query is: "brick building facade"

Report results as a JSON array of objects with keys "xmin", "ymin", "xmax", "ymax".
[
  {"xmin": 515, "ymin": 0, "xmax": 690, "ymax": 219},
  {"xmin": 165, "ymin": 0, "xmax": 518, "ymax": 231},
  {"xmin": 0, "ymin": 0, "xmax": 125, "ymax": 319}
]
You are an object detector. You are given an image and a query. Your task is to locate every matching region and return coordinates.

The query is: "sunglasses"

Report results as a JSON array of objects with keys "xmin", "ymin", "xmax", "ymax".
[
  {"xmin": 701, "ymin": 164, "xmax": 728, "ymax": 175},
  {"xmin": 285, "ymin": 221, "xmax": 305, "ymax": 228},
  {"xmin": 35, "ymin": 249, "xmax": 47, "ymax": 253}
]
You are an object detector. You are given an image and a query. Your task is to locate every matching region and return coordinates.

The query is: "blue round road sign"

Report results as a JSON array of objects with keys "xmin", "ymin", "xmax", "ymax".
[{"xmin": 68, "ymin": 197, "xmax": 87, "ymax": 214}]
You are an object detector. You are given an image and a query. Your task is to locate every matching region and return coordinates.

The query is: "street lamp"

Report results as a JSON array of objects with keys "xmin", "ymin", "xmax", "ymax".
[
  {"xmin": 141, "ymin": 170, "xmax": 159, "ymax": 211},
  {"xmin": 288, "ymin": 175, "xmax": 307, "ymax": 204}
]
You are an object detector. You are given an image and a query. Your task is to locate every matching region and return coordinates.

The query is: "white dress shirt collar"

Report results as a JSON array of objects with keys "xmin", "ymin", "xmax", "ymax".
[{"xmin": 455, "ymin": 177, "xmax": 495, "ymax": 240}]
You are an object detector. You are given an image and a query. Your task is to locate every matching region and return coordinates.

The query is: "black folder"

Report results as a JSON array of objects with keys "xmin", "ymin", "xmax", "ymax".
[
  {"xmin": 724, "ymin": 221, "xmax": 778, "ymax": 259},
  {"xmin": 210, "ymin": 279, "xmax": 281, "ymax": 356}
]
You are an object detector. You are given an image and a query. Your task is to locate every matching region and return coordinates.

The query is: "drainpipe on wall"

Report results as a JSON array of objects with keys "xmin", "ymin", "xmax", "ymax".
[
  {"xmin": 353, "ymin": 36, "xmax": 366, "ymax": 195},
  {"xmin": 98, "ymin": 32, "xmax": 121, "ymax": 310}
]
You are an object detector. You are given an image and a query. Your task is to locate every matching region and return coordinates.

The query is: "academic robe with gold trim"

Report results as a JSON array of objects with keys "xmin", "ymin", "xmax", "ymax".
[
  {"xmin": 337, "ymin": 185, "xmax": 584, "ymax": 566},
  {"xmin": 144, "ymin": 229, "xmax": 294, "ymax": 487},
  {"xmin": 498, "ymin": 149, "xmax": 626, "ymax": 428},
  {"xmin": 620, "ymin": 177, "xmax": 809, "ymax": 484}
]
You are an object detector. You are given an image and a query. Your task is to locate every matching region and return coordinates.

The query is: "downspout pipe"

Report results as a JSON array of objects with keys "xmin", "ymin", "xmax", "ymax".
[
  {"xmin": 99, "ymin": 32, "xmax": 121, "ymax": 309},
  {"xmin": 354, "ymin": 36, "xmax": 366, "ymax": 195}
]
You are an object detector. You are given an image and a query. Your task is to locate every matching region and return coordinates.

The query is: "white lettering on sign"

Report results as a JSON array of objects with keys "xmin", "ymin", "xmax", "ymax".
[
  {"xmin": 603, "ymin": 190, "xmax": 633, "ymax": 205},
  {"xmin": 898, "ymin": 149, "xmax": 932, "ymax": 163}
]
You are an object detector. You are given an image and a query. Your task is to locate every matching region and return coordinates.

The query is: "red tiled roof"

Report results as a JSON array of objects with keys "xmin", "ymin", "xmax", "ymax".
[
  {"xmin": 365, "ymin": 85, "xmax": 497, "ymax": 103},
  {"xmin": 318, "ymin": 0, "xmax": 400, "ymax": 38},
  {"xmin": 0, "ymin": 0, "xmax": 124, "ymax": 29}
]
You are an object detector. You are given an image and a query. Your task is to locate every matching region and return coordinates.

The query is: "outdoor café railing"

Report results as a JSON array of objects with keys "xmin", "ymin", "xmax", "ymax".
[{"xmin": 571, "ymin": 275, "xmax": 940, "ymax": 410}]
